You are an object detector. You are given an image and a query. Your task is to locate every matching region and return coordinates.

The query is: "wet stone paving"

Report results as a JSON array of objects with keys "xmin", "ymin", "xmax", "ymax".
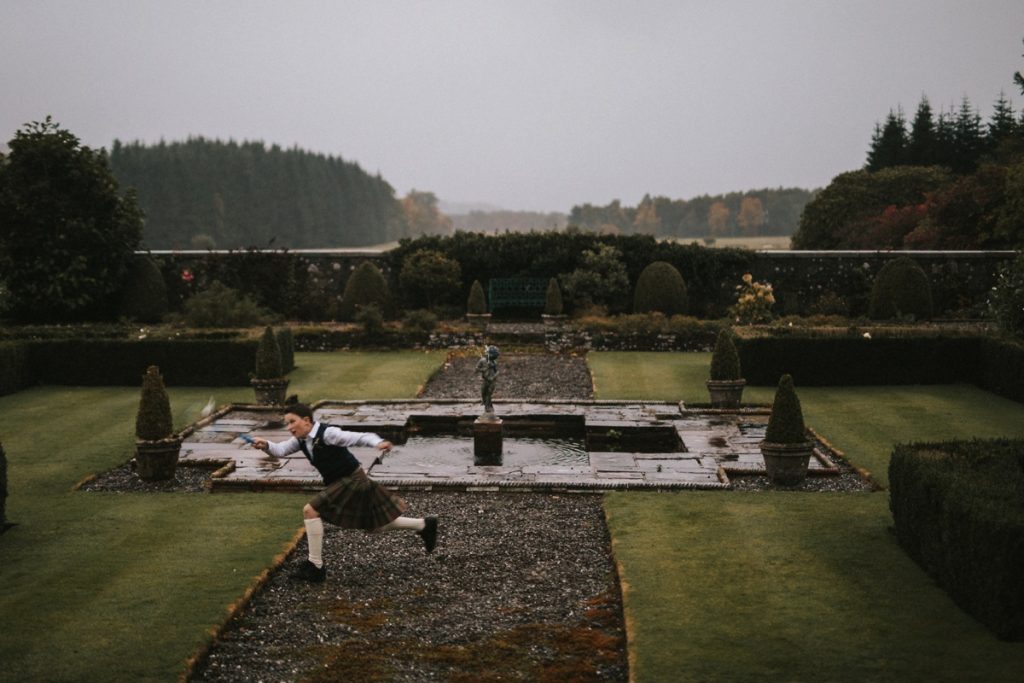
[{"xmin": 180, "ymin": 401, "xmax": 841, "ymax": 492}]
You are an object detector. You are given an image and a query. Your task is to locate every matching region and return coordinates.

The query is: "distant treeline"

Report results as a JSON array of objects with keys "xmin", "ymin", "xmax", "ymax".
[
  {"xmin": 449, "ymin": 210, "xmax": 568, "ymax": 233},
  {"xmin": 568, "ymin": 187, "xmax": 816, "ymax": 238},
  {"xmin": 109, "ymin": 137, "xmax": 408, "ymax": 249}
]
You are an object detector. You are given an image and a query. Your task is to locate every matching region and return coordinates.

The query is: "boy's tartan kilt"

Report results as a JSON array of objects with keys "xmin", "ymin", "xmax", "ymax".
[{"xmin": 310, "ymin": 467, "xmax": 406, "ymax": 530}]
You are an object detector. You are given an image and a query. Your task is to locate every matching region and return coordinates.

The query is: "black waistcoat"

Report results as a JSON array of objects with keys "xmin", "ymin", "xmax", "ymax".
[{"xmin": 297, "ymin": 423, "xmax": 361, "ymax": 484}]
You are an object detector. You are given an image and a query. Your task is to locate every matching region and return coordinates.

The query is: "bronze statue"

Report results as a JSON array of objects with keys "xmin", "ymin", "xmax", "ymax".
[{"xmin": 475, "ymin": 345, "xmax": 500, "ymax": 414}]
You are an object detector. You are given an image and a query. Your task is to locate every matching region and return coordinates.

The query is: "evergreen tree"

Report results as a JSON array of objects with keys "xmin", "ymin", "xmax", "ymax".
[
  {"xmin": 988, "ymin": 91, "xmax": 1018, "ymax": 147},
  {"xmin": 952, "ymin": 97, "xmax": 985, "ymax": 173},
  {"xmin": 866, "ymin": 109, "xmax": 908, "ymax": 171},
  {"xmin": 907, "ymin": 97, "xmax": 937, "ymax": 166},
  {"xmin": 108, "ymin": 137, "xmax": 408, "ymax": 249}
]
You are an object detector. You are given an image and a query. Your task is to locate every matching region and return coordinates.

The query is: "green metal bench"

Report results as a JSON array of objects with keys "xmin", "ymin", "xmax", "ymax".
[{"xmin": 487, "ymin": 277, "xmax": 549, "ymax": 312}]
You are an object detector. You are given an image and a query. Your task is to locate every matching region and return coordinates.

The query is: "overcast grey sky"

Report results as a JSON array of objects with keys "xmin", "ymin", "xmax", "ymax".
[{"xmin": 2, "ymin": 1, "xmax": 1022, "ymax": 212}]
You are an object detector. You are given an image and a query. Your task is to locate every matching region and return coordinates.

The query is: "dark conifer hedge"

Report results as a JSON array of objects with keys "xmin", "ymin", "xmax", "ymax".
[{"xmin": 889, "ymin": 438, "xmax": 1024, "ymax": 640}]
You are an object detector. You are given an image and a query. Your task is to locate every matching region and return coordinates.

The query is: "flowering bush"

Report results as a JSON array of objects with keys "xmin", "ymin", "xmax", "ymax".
[
  {"xmin": 729, "ymin": 273, "xmax": 775, "ymax": 324},
  {"xmin": 988, "ymin": 252, "xmax": 1024, "ymax": 339}
]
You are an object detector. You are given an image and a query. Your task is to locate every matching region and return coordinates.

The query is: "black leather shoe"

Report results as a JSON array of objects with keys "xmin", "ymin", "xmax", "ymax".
[
  {"xmin": 290, "ymin": 559, "xmax": 326, "ymax": 583},
  {"xmin": 418, "ymin": 516, "xmax": 438, "ymax": 553}
]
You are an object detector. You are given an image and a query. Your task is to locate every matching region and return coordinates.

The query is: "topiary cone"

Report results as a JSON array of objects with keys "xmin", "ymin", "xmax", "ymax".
[
  {"xmin": 544, "ymin": 277, "xmax": 564, "ymax": 316},
  {"xmin": 255, "ymin": 326, "xmax": 283, "ymax": 379},
  {"xmin": 764, "ymin": 374, "xmax": 807, "ymax": 444},
  {"xmin": 136, "ymin": 365, "xmax": 173, "ymax": 441},
  {"xmin": 709, "ymin": 329, "xmax": 742, "ymax": 381},
  {"xmin": 467, "ymin": 280, "xmax": 488, "ymax": 315}
]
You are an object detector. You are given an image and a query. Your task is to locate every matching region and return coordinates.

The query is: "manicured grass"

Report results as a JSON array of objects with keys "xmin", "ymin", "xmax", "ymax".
[
  {"xmin": 287, "ymin": 350, "xmax": 444, "ymax": 402},
  {"xmin": 605, "ymin": 492, "xmax": 1024, "ymax": 682},
  {"xmin": 0, "ymin": 351, "xmax": 443, "ymax": 681},
  {"xmin": 594, "ymin": 352, "xmax": 1024, "ymax": 681}
]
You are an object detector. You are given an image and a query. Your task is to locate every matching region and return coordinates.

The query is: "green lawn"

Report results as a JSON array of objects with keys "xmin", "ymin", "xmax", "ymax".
[
  {"xmin": 593, "ymin": 352, "xmax": 1024, "ymax": 681},
  {"xmin": 5, "ymin": 349, "xmax": 1024, "ymax": 681},
  {"xmin": 0, "ymin": 351, "xmax": 441, "ymax": 681}
]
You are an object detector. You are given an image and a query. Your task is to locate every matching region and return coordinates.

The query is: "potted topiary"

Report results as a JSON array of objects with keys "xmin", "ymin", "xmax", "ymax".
[
  {"xmin": 466, "ymin": 280, "xmax": 491, "ymax": 327},
  {"xmin": 759, "ymin": 373, "xmax": 813, "ymax": 485},
  {"xmin": 706, "ymin": 329, "xmax": 745, "ymax": 407},
  {"xmin": 134, "ymin": 365, "xmax": 181, "ymax": 481},
  {"xmin": 541, "ymin": 277, "xmax": 566, "ymax": 325},
  {"xmin": 251, "ymin": 326, "xmax": 289, "ymax": 405}
]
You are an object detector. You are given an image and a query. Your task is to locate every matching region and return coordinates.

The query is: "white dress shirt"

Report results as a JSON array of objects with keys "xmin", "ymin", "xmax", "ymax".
[{"xmin": 264, "ymin": 422, "xmax": 384, "ymax": 458}]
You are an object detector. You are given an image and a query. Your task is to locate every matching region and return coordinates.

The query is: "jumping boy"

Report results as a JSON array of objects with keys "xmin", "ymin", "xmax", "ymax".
[{"xmin": 251, "ymin": 403, "xmax": 438, "ymax": 583}]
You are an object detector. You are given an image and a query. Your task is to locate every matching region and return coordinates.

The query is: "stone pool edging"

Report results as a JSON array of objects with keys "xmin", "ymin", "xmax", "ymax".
[{"xmin": 173, "ymin": 399, "xmax": 853, "ymax": 493}]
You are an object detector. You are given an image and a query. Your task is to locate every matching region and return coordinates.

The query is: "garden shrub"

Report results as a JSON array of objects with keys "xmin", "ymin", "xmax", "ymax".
[
  {"xmin": 354, "ymin": 303, "xmax": 385, "ymax": 338},
  {"xmin": 181, "ymin": 280, "xmax": 271, "ymax": 328},
  {"xmin": 135, "ymin": 365, "xmax": 174, "ymax": 440},
  {"xmin": 338, "ymin": 261, "xmax": 391, "ymax": 321},
  {"xmin": 709, "ymin": 329, "xmax": 742, "ymax": 381},
  {"xmin": 254, "ymin": 326, "xmax": 283, "ymax": 379},
  {"xmin": 467, "ymin": 280, "xmax": 487, "ymax": 314},
  {"xmin": 398, "ymin": 249, "xmax": 461, "ymax": 310},
  {"xmin": 560, "ymin": 244, "xmax": 631, "ymax": 313},
  {"xmin": 729, "ymin": 273, "xmax": 775, "ymax": 323},
  {"xmin": 889, "ymin": 439, "xmax": 1024, "ymax": 640},
  {"xmin": 633, "ymin": 261, "xmax": 688, "ymax": 315},
  {"xmin": 403, "ymin": 309, "xmax": 439, "ymax": 334},
  {"xmin": 119, "ymin": 255, "xmax": 168, "ymax": 323},
  {"xmin": 869, "ymin": 256, "xmax": 934, "ymax": 320},
  {"xmin": 988, "ymin": 252, "xmax": 1024, "ymax": 338},
  {"xmin": 544, "ymin": 277, "xmax": 564, "ymax": 316}
]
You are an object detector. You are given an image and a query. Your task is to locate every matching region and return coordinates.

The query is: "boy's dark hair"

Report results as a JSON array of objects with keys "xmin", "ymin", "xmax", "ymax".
[{"xmin": 284, "ymin": 402, "xmax": 314, "ymax": 421}]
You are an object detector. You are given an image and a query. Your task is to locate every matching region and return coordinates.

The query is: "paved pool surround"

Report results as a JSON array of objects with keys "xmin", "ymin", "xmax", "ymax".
[{"xmin": 178, "ymin": 400, "xmax": 841, "ymax": 492}]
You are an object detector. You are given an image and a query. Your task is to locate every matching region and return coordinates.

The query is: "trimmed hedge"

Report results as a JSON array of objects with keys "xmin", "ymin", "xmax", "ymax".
[
  {"xmin": 28, "ymin": 339, "xmax": 258, "ymax": 386},
  {"xmin": 889, "ymin": 439, "xmax": 1024, "ymax": 640},
  {"xmin": 0, "ymin": 341, "xmax": 33, "ymax": 397},
  {"xmin": 977, "ymin": 336, "xmax": 1024, "ymax": 404},
  {"xmin": 736, "ymin": 335, "xmax": 980, "ymax": 386}
]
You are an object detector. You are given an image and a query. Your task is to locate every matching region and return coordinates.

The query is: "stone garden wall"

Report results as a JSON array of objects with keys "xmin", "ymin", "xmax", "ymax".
[{"xmin": 148, "ymin": 248, "xmax": 1015, "ymax": 320}]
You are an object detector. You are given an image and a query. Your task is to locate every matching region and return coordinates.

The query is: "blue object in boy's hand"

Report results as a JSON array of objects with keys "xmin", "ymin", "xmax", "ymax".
[{"xmin": 240, "ymin": 434, "xmax": 256, "ymax": 444}]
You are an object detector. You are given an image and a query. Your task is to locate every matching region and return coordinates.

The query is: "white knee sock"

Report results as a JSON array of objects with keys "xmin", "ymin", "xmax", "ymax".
[
  {"xmin": 304, "ymin": 517, "xmax": 325, "ymax": 568},
  {"xmin": 381, "ymin": 516, "xmax": 425, "ymax": 532}
]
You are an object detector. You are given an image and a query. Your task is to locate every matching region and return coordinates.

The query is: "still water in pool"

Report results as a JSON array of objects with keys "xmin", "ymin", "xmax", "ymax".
[{"xmin": 383, "ymin": 435, "xmax": 589, "ymax": 467}]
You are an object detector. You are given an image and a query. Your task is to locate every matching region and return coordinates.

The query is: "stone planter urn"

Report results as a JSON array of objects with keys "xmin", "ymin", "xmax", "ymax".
[
  {"xmin": 705, "ymin": 379, "xmax": 747, "ymax": 408},
  {"xmin": 541, "ymin": 313, "xmax": 567, "ymax": 326},
  {"xmin": 135, "ymin": 437, "xmax": 183, "ymax": 481},
  {"xmin": 465, "ymin": 312, "xmax": 492, "ymax": 329},
  {"xmin": 251, "ymin": 377, "xmax": 290, "ymax": 406},
  {"xmin": 759, "ymin": 440, "xmax": 814, "ymax": 486}
]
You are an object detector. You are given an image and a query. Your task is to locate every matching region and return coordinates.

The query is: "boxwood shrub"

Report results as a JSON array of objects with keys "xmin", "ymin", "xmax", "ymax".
[
  {"xmin": 736, "ymin": 335, "xmax": 980, "ymax": 386},
  {"xmin": 889, "ymin": 439, "xmax": 1024, "ymax": 640},
  {"xmin": 977, "ymin": 336, "xmax": 1024, "ymax": 404},
  {"xmin": 28, "ymin": 339, "xmax": 258, "ymax": 386}
]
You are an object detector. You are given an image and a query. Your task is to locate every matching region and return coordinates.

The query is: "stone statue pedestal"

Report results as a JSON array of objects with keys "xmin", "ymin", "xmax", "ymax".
[{"xmin": 473, "ymin": 414, "xmax": 503, "ymax": 466}]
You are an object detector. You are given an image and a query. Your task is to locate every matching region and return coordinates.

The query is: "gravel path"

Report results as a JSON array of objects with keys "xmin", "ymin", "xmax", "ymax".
[
  {"xmin": 191, "ymin": 492, "xmax": 627, "ymax": 682},
  {"xmin": 419, "ymin": 353, "xmax": 593, "ymax": 400}
]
